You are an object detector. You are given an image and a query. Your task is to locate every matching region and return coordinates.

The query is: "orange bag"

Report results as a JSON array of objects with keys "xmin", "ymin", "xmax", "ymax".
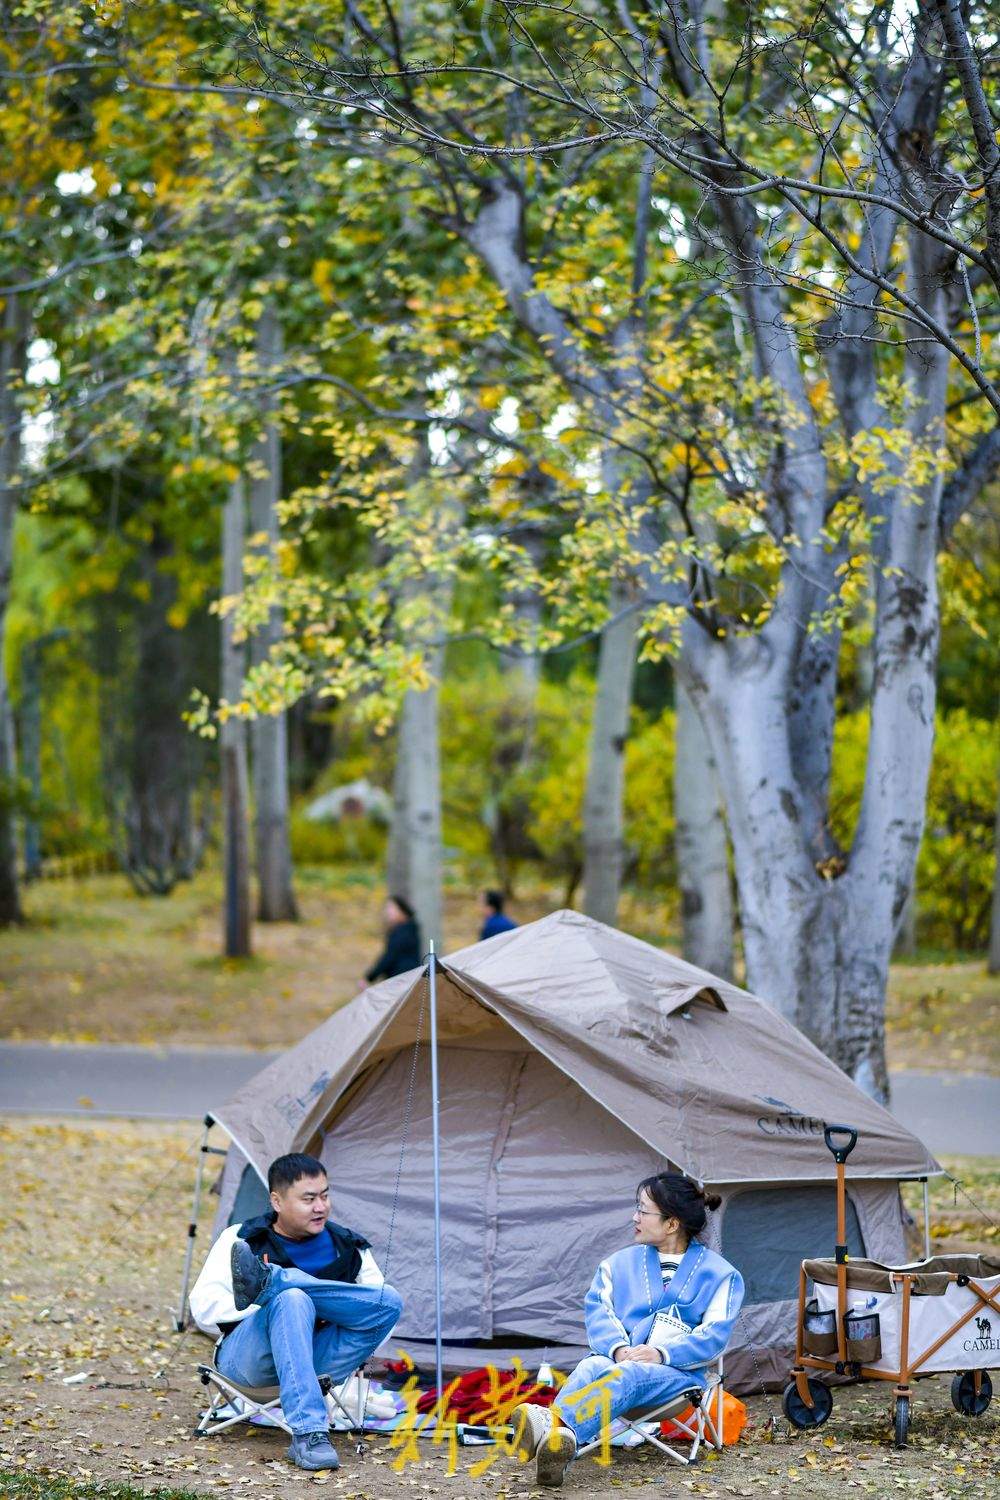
[{"xmin": 660, "ymin": 1388, "xmax": 747, "ymax": 1445}]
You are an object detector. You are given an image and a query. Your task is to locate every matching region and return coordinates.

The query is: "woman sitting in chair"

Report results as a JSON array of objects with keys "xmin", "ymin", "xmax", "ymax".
[{"xmin": 511, "ymin": 1173, "xmax": 744, "ymax": 1487}]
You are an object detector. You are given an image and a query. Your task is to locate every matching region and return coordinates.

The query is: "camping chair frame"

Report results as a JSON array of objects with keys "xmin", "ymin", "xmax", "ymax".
[
  {"xmin": 194, "ymin": 1354, "xmax": 372, "ymax": 1438},
  {"xmin": 575, "ymin": 1364, "xmax": 724, "ymax": 1468}
]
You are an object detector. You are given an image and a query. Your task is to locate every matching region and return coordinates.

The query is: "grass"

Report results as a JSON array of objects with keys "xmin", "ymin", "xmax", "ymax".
[
  {"xmin": 0, "ymin": 1480, "xmax": 200, "ymax": 1500},
  {"xmin": 901, "ymin": 1155, "xmax": 1000, "ymax": 1253},
  {"xmin": 885, "ymin": 959, "xmax": 999, "ymax": 1072},
  {"xmin": 0, "ymin": 867, "xmax": 618, "ymax": 1048},
  {"xmin": 0, "ymin": 865, "xmax": 995, "ymax": 1070}
]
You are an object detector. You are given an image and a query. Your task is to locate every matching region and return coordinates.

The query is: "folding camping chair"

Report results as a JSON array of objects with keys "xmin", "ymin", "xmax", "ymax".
[
  {"xmin": 194, "ymin": 1346, "xmax": 372, "ymax": 1437},
  {"xmin": 574, "ymin": 1360, "xmax": 725, "ymax": 1468}
]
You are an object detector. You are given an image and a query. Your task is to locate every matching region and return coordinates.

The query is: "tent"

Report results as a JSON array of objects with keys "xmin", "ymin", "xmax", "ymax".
[{"xmin": 192, "ymin": 909, "xmax": 939, "ymax": 1390}]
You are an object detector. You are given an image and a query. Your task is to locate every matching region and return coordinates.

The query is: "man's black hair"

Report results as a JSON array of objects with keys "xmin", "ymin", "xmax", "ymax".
[
  {"xmin": 389, "ymin": 893, "xmax": 416, "ymax": 920},
  {"xmin": 268, "ymin": 1152, "xmax": 328, "ymax": 1193},
  {"xmin": 484, "ymin": 888, "xmax": 505, "ymax": 913}
]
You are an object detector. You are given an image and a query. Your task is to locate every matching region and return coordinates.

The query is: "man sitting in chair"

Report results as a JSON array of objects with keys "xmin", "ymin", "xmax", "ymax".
[
  {"xmin": 190, "ymin": 1152, "xmax": 402, "ymax": 1473},
  {"xmin": 510, "ymin": 1173, "xmax": 744, "ymax": 1487}
]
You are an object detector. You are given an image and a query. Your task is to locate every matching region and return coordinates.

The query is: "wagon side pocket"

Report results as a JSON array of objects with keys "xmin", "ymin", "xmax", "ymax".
[
  {"xmin": 803, "ymin": 1299, "xmax": 839, "ymax": 1356},
  {"xmin": 844, "ymin": 1307, "xmax": 882, "ymax": 1363}
]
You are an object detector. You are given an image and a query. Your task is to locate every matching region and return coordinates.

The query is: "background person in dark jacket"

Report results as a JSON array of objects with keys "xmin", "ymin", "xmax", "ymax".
[
  {"xmin": 363, "ymin": 894, "xmax": 422, "ymax": 984},
  {"xmin": 478, "ymin": 888, "xmax": 517, "ymax": 940}
]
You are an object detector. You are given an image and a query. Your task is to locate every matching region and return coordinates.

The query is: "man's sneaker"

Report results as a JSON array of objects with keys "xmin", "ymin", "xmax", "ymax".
[
  {"xmin": 286, "ymin": 1431, "xmax": 341, "ymax": 1471},
  {"xmin": 510, "ymin": 1401, "xmax": 554, "ymax": 1461},
  {"xmin": 231, "ymin": 1238, "xmax": 270, "ymax": 1311},
  {"xmin": 535, "ymin": 1424, "xmax": 576, "ymax": 1488}
]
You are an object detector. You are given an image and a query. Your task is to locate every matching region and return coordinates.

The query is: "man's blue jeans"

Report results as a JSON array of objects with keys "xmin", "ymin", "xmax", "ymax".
[
  {"xmin": 216, "ymin": 1266, "xmax": 402, "ymax": 1435},
  {"xmin": 553, "ymin": 1353, "xmax": 703, "ymax": 1445}
]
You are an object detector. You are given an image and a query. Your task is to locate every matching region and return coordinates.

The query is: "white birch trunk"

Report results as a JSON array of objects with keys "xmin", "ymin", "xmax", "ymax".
[
  {"xmin": 390, "ymin": 678, "xmax": 443, "ymax": 948},
  {"xmin": 502, "ymin": 514, "xmax": 547, "ymax": 695},
  {"xmin": 674, "ymin": 680, "xmax": 733, "ymax": 978},
  {"xmin": 894, "ymin": 886, "xmax": 917, "ymax": 957},
  {"xmin": 989, "ymin": 768, "xmax": 1000, "ymax": 975},
  {"xmin": 0, "ymin": 292, "xmax": 28, "ymax": 926},
  {"xmin": 386, "ymin": 724, "xmax": 410, "ymax": 896},
  {"xmin": 386, "ymin": 443, "xmax": 455, "ymax": 950},
  {"xmin": 249, "ymin": 304, "xmax": 297, "ymax": 922},
  {"xmin": 582, "ymin": 601, "xmax": 639, "ymax": 924},
  {"xmin": 221, "ymin": 474, "xmax": 252, "ymax": 958}
]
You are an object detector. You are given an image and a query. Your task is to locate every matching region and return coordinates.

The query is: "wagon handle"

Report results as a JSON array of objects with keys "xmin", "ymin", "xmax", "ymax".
[{"xmin": 824, "ymin": 1124, "xmax": 858, "ymax": 1163}]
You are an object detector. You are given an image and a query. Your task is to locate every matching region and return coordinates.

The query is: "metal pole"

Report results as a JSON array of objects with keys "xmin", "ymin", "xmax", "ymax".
[
  {"xmin": 428, "ymin": 941, "xmax": 444, "ymax": 1398},
  {"xmin": 921, "ymin": 1178, "xmax": 931, "ymax": 1260},
  {"xmin": 175, "ymin": 1115, "xmax": 212, "ymax": 1331}
]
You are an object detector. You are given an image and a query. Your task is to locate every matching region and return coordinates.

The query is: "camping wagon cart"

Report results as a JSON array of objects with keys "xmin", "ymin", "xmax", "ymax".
[{"xmin": 783, "ymin": 1125, "xmax": 998, "ymax": 1447}]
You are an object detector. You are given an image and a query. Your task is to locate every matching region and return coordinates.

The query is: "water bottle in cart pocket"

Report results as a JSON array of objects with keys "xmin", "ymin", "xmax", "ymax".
[{"xmin": 844, "ymin": 1297, "xmax": 882, "ymax": 1362}]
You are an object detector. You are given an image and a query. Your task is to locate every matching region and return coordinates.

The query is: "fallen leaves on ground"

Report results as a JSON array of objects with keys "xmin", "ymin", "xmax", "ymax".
[{"xmin": 0, "ymin": 1119, "xmax": 996, "ymax": 1497}]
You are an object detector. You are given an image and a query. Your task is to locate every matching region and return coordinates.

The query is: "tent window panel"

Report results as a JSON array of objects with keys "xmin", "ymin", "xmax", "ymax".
[
  {"xmin": 721, "ymin": 1187, "xmax": 866, "ymax": 1305},
  {"xmin": 228, "ymin": 1163, "xmax": 270, "ymax": 1226}
]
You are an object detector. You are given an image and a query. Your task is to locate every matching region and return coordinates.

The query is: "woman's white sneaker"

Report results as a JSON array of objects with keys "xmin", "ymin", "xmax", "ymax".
[
  {"xmin": 536, "ymin": 1424, "xmax": 577, "ymax": 1488},
  {"xmin": 510, "ymin": 1401, "xmax": 553, "ymax": 1461}
]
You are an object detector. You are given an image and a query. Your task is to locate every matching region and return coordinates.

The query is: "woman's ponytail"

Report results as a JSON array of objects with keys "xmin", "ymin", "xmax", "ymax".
[{"xmin": 638, "ymin": 1173, "xmax": 721, "ymax": 1240}]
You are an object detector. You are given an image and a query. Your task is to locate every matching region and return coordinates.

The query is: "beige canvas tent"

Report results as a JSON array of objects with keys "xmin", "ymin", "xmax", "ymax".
[{"xmin": 194, "ymin": 910, "xmax": 939, "ymax": 1389}]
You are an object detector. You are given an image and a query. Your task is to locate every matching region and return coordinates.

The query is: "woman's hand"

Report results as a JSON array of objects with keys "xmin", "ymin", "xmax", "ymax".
[{"xmin": 615, "ymin": 1344, "xmax": 662, "ymax": 1364}]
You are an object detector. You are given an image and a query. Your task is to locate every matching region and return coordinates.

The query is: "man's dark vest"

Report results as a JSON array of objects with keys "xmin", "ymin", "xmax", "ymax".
[
  {"xmin": 238, "ymin": 1212, "xmax": 370, "ymax": 1280},
  {"xmin": 218, "ymin": 1214, "xmax": 371, "ymax": 1335}
]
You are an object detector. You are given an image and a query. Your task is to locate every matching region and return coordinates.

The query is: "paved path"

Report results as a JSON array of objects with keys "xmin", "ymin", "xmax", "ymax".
[
  {"xmin": 0, "ymin": 1042, "xmax": 282, "ymax": 1122},
  {"xmin": 0, "ymin": 1042, "xmax": 996, "ymax": 1156}
]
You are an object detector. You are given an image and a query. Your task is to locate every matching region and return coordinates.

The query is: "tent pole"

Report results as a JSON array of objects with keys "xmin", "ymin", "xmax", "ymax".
[
  {"xmin": 428, "ymin": 941, "xmax": 444, "ymax": 1398},
  {"xmin": 175, "ymin": 1114, "xmax": 213, "ymax": 1332},
  {"xmin": 921, "ymin": 1178, "xmax": 930, "ymax": 1260}
]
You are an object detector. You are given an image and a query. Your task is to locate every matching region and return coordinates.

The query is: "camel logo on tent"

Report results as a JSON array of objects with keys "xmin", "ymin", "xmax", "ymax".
[
  {"xmin": 754, "ymin": 1096, "xmax": 825, "ymax": 1138},
  {"xmin": 274, "ymin": 1072, "xmax": 332, "ymax": 1126}
]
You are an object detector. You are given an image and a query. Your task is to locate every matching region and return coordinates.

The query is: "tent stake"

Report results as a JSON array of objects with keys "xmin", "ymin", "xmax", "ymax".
[
  {"xmin": 175, "ymin": 1115, "xmax": 213, "ymax": 1332},
  {"xmin": 428, "ymin": 941, "xmax": 444, "ymax": 1398}
]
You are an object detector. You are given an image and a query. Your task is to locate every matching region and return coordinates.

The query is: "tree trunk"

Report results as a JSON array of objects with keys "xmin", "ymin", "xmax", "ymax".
[
  {"xmin": 385, "ymin": 438, "xmax": 458, "ymax": 950},
  {"xmin": 989, "ymin": 764, "xmax": 1000, "ymax": 975},
  {"xmin": 249, "ymin": 304, "xmax": 298, "ymax": 922},
  {"xmin": 894, "ymin": 885, "xmax": 917, "ymax": 957},
  {"xmin": 18, "ymin": 631, "xmax": 66, "ymax": 879},
  {"xmin": 121, "ymin": 529, "xmax": 198, "ymax": 894},
  {"xmin": 0, "ymin": 291, "xmax": 28, "ymax": 925},
  {"xmin": 19, "ymin": 641, "xmax": 42, "ymax": 881},
  {"xmin": 221, "ymin": 474, "xmax": 252, "ymax": 958},
  {"xmin": 502, "ymin": 508, "xmax": 547, "ymax": 694},
  {"xmin": 582, "ymin": 601, "xmax": 639, "ymax": 924},
  {"xmin": 674, "ymin": 680, "xmax": 734, "ymax": 979},
  {"xmin": 692, "ymin": 655, "xmax": 892, "ymax": 1093},
  {"xmin": 390, "ymin": 680, "xmax": 442, "ymax": 949},
  {"xmin": 386, "ymin": 719, "xmax": 410, "ymax": 897}
]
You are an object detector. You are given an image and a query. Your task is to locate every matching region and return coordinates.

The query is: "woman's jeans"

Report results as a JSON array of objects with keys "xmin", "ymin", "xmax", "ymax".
[
  {"xmin": 216, "ymin": 1266, "xmax": 402, "ymax": 1435},
  {"xmin": 553, "ymin": 1352, "xmax": 704, "ymax": 1445}
]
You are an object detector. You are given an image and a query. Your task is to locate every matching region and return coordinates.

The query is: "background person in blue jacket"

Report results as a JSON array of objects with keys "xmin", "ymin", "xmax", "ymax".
[
  {"xmin": 510, "ymin": 1174, "xmax": 744, "ymax": 1487},
  {"xmin": 478, "ymin": 888, "xmax": 517, "ymax": 939}
]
